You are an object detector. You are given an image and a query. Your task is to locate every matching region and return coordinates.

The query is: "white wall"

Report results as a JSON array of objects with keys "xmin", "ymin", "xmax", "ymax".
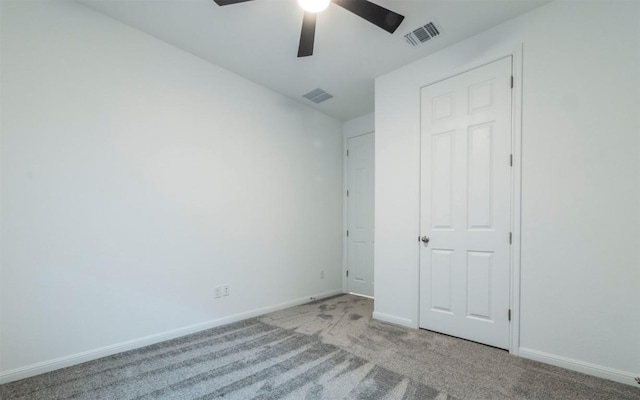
[
  {"xmin": 0, "ymin": 0, "xmax": 343, "ymax": 380},
  {"xmin": 375, "ymin": 0, "xmax": 639, "ymax": 385},
  {"xmin": 343, "ymin": 113, "xmax": 374, "ymax": 139}
]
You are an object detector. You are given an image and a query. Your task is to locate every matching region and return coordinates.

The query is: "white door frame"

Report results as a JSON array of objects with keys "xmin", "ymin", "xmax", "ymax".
[
  {"xmin": 417, "ymin": 47, "xmax": 523, "ymax": 355},
  {"xmin": 343, "ymin": 130, "xmax": 375, "ymax": 295}
]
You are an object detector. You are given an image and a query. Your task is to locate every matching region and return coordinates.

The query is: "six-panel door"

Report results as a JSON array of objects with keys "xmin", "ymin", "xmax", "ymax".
[
  {"xmin": 419, "ymin": 57, "xmax": 513, "ymax": 349},
  {"xmin": 347, "ymin": 132, "xmax": 375, "ymax": 297}
]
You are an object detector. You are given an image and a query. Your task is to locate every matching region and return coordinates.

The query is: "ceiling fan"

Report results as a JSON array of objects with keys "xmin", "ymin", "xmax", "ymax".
[{"xmin": 213, "ymin": 0, "xmax": 405, "ymax": 57}]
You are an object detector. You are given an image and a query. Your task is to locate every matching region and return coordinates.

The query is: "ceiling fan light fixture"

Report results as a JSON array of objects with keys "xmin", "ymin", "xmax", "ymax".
[
  {"xmin": 215, "ymin": 0, "xmax": 405, "ymax": 57},
  {"xmin": 297, "ymin": 0, "xmax": 330, "ymax": 13}
]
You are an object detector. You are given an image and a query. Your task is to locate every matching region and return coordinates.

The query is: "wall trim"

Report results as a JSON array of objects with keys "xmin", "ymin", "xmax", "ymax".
[
  {"xmin": 0, "ymin": 288, "xmax": 343, "ymax": 385},
  {"xmin": 519, "ymin": 347, "xmax": 639, "ymax": 386},
  {"xmin": 508, "ymin": 45, "xmax": 524, "ymax": 357},
  {"xmin": 372, "ymin": 311, "xmax": 417, "ymax": 329}
]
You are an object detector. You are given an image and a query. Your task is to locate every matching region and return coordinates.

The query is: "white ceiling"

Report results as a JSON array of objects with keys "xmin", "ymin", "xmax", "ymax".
[{"xmin": 79, "ymin": 0, "xmax": 549, "ymax": 121}]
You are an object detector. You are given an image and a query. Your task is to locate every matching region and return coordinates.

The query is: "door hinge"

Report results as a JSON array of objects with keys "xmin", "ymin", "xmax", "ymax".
[
  {"xmin": 347, "ymin": 150, "xmax": 349, "ymax": 157},
  {"xmin": 510, "ymin": 76, "xmax": 514, "ymax": 89},
  {"xmin": 347, "ymin": 190, "xmax": 349, "ymax": 197},
  {"xmin": 508, "ymin": 309, "xmax": 512, "ymax": 321},
  {"xmin": 510, "ymin": 154, "xmax": 513, "ymax": 167},
  {"xmin": 346, "ymin": 270, "xmax": 349, "ymax": 277},
  {"xmin": 347, "ymin": 230, "xmax": 349, "ymax": 237},
  {"xmin": 509, "ymin": 232, "xmax": 512, "ymax": 244}
]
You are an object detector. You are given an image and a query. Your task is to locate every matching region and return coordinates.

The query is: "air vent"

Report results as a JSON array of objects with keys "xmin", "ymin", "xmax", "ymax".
[
  {"xmin": 302, "ymin": 88, "xmax": 333, "ymax": 104},
  {"xmin": 405, "ymin": 21, "xmax": 442, "ymax": 47}
]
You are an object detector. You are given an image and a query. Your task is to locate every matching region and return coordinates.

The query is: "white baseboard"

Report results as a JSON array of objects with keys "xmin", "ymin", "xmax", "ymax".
[
  {"xmin": 372, "ymin": 311, "xmax": 417, "ymax": 329},
  {"xmin": 347, "ymin": 292, "xmax": 374, "ymax": 300},
  {"xmin": 519, "ymin": 347, "xmax": 639, "ymax": 386},
  {"xmin": 0, "ymin": 288, "xmax": 343, "ymax": 385}
]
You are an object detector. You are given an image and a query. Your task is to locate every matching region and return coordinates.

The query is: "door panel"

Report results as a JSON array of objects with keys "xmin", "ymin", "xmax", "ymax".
[
  {"xmin": 468, "ymin": 123, "xmax": 494, "ymax": 229},
  {"xmin": 466, "ymin": 251, "xmax": 494, "ymax": 320},
  {"xmin": 419, "ymin": 57, "xmax": 512, "ymax": 349},
  {"xmin": 347, "ymin": 132, "xmax": 374, "ymax": 297},
  {"xmin": 430, "ymin": 249, "xmax": 453, "ymax": 313},
  {"xmin": 432, "ymin": 132, "xmax": 454, "ymax": 229}
]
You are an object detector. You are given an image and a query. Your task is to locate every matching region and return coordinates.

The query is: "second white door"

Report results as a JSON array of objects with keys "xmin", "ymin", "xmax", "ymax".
[
  {"xmin": 419, "ymin": 57, "xmax": 513, "ymax": 349},
  {"xmin": 347, "ymin": 132, "xmax": 374, "ymax": 297}
]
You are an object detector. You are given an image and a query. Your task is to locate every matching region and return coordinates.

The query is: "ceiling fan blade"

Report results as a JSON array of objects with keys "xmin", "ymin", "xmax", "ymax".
[
  {"xmin": 213, "ymin": 0, "xmax": 255, "ymax": 6},
  {"xmin": 298, "ymin": 12, "xmax": 317, "ymax": 58},
  {"xmin": 332, "ymin": 0, "xmax": 404, "ymax": 34}
]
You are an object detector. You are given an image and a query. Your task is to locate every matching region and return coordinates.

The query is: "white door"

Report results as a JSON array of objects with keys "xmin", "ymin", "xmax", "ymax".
[
  {"xmin": 419, "ymin": 57, "xmax": 513, "ymax": 349},
  {"xmin": 347, "ymin": 132, "xmax": 375, "ymax": 297}
]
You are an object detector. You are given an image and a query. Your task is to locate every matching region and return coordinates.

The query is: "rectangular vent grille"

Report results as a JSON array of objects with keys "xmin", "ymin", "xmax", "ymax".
[
  {"xmin": 303, "ymin": 88, "xmax": 333, "ymax": 104},
  {"xmin": 405, "ymin": 21, "xmax": 442, "ymax": 47}
]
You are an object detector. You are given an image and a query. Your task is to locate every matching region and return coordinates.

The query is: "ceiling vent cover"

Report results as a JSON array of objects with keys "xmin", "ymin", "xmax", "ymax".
[
  {"xmin": 405, "ymin": 21, "xmax": 442, "ymax": 47},
  {"xmin": 303, "ymin": 88, "xmax": 333, "ymax": 104}
]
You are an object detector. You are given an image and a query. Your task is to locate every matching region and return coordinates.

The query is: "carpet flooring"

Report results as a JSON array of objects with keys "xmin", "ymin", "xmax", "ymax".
[{"xmin": 1, "ymin": 294, "xmax": 638, "ymax": 399}]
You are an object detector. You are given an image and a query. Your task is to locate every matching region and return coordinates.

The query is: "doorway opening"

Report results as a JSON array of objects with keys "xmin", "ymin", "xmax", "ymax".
[{"xmin": 346, "ymin": 132, "xmax": 375, "ymax": 298}]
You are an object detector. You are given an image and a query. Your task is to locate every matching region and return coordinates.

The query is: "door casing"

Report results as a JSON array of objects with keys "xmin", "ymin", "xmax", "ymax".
[
  {"xmin": 417, "ymin": 48, "xmax": 523, "ymax": 354},
  {"xmin": 345, "ymin": 132, "xmax": 375, "ymax": 297},
  {"xmin": 342, "ymin": 126, "xmax": 375, "ymax": 296}
]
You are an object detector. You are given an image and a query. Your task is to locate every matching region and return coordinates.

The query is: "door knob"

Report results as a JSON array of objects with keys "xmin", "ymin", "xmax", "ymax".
[{"xmin": 421, "ymin": 236, "xmax": 430, "ymax": 244}]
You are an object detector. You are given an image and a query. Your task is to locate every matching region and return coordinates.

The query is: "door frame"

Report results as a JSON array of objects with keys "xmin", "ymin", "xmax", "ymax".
[
  {"xmin": 417, "ymin": 47, "xmax": 523, "ymax": 355},
  {"xmin": 343, "ymin": 129, "xmax": 375, "ymax": 295}
]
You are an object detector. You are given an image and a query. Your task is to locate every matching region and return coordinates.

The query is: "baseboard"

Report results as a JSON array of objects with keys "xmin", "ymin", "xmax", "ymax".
[
  {"xmin": 347, "ymin": 292, "xmax": 374, "ymax": 300},
  {"xmin": 0, "ymin": 288, "xmax": 343, "ymax": 385},
  {"xmin": 372, "ymin": 311, "xmax": 417, "ymax": 329},
  {"xmin": 519, "ymin": 347, "xmax": 639, "ymax": 386}
]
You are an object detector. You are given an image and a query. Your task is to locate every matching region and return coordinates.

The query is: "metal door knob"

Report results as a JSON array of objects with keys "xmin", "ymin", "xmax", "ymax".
[{"xmin": 421, "ymin": 236, "xmax": 430, "ymax": 244}]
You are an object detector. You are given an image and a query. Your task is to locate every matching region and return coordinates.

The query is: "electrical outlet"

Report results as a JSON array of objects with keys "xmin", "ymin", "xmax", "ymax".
[
  {"xmin": 222, "ymin": 285, "xmax": 230, "ymax": 296},
  {"xmin": 214, "ymin": 286, "xmax": 222, "ymax": 299},
  {"xmin": 320, "ymin": 269, "xmax": 325, "ymax": 279}
]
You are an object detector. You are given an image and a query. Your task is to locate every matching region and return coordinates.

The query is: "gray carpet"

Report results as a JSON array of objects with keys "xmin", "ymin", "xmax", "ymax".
[{"xmin": 1, "ymin": 294, "xmax": 638, "ymax": 399}]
